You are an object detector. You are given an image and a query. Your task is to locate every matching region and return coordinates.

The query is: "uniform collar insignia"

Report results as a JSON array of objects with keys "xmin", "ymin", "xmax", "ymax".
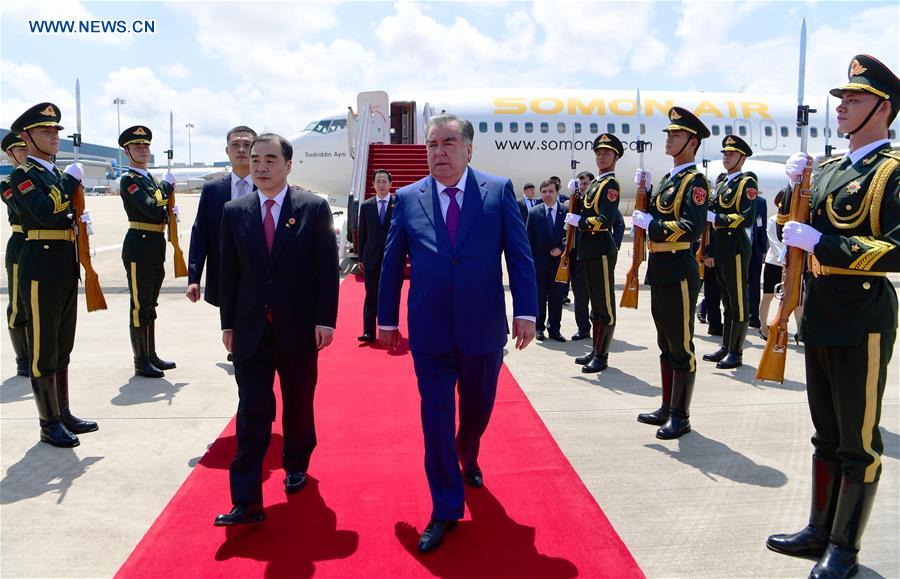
[
  {"xmin": 862, "ymin": 155, "xmax": 876, "ymax": 166},
  {"xmin": 847, "ymin": 181, "xmax": 861, "ymax": 194},
  {"xmin": 39, "ymin": 105, "xmax": 55, "ymax": 116},
  {"xmin": 851, "ymin": 243, "xmax": 861, "ymax": 253},
  {"xmin": 849, "ymin": 59, "xmax": 867, "ymax": 77}
]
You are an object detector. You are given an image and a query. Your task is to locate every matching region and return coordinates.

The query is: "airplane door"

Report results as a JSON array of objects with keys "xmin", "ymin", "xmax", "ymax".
[
  {"xmin": 357, "ymin": 91, "xmax": 389, "ymax": 144},
  {"xmin": 390, "ymin": 101, "xmax": 417, "ymax": 144},
  {"xmin": 760, "ymin": 120, "xmax": 777, "ymax": 150}
]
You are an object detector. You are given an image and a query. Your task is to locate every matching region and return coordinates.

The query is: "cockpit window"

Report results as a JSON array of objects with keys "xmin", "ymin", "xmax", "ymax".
[
  {"xmin": 327, "ymin": 119, "xmax": 347, "ymax": 132},
  {"xmin": 304, "ymin": 121, "xmax": 319, "ymax": 132},
  {"xmin": 304, "ymin": 119, "xmax": 347, "ymax": 134}
]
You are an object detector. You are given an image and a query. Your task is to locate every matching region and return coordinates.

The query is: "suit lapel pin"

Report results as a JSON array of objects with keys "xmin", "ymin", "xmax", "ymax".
[{"xmin": 286, "ymin": 217, "xmax": 296, "ymax": 228}]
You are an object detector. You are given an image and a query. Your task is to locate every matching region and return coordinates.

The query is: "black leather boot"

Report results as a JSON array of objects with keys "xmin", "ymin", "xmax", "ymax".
[
  {"xmin": 638, "ymin": 359, "xmax": 672, "ymax": 425},
  {"xmin": 809, "ymin": 477, "xmax": 878, "ymax": 579},
  {"xmin": 9, "ymin": 325, "xmax": 30, "ymax": 376},
  {"xmin": 131, "ymin": 326, "xmax": 165, "ymax": 378},
  {"xmin": 767, "ymin": 456, "xmax": 840, "ymax": 558},
  {"xmin": 594, "ymin": 324, "xmax": 615, "ymax": 371},
  {"xmin": 717, "ymin": 321, "xmax": 748, "ymax": 369},
  {"xmin": 31, "ymin": 374, "xmax": 79, "ymax": 447},
  {"xmin": 703, "ymin": 318, "xmax": 732, "ymax": 363},
  {"xmin": 575, "ymin": 320, "xmax": 599, "ymax": 365},
  {"xmin": 56, "ymin": 368, "xmax": 98, "ymax": 434},
  {"xmin": 148, "ymin": 320, "xmax": 176, "ymax": 370},
  {"xmin": 656, "ymin": 370, "xmax": 694, "ymax": 439},
  {"xmin": 581, "ymin": 324, "xmax": 607, "ymax": 373}
]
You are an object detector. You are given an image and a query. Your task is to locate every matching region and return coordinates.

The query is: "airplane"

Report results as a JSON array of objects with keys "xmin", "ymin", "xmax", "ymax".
[
  {"xmin": 109, "ymin": 159, "xmax": 229, "ymax": 193},
  {"xmin": 288, "ymin": 89, "xmax": 899, "ymax": 258}
]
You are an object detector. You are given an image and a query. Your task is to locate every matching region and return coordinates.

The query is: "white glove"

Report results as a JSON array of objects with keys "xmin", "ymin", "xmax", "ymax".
[
  {"xmin": 64, "ymin": 162, "xmax": 84, "ymax": 182},
  {"xmin": 706, "ymin": 210, "xmax": 716, "ymax": 223},
  {"xmin": 564, "ymin": 213, "xmax": 581, "ymax": 226},
  {"xmin": 634, "ymin": 169, "xmax": 651, "ymax": 188},
  {"xmin": 632, "ymin": 210, "xmax": 652, "ymax": 231},
  {"xmin": 567, "ymin": 178, "xmax": 578, "ymax": 194},
  {"xmin": 163, "ymin": 171, "xmax": 176, "ymax": 186},
  {"xmin": 785, "ymin": 152, "xmax": 810, "ymax": 184},
  {"xmin": 782, "ymin": 220, "xmax": 822, "ymax": 253},
  {"xmin": 172, "ymin": 204, "xmax": 180, "ymax": 217},
  {"xmin": 79, "ymin": 210, "xmax": 92, "ymax": 224}
]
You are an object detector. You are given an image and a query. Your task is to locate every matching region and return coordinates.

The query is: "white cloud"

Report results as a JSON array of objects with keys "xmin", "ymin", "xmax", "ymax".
[
  {"xmin": 159, "ymin": 62, "xmax": 190, "ymax": 81},
  {"xmin": 1, "ymin": 60, "xmax": 76, "ymax": 129}
]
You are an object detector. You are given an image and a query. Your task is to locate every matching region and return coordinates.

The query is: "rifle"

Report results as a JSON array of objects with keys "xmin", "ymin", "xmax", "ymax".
[
  {"xmin": 620, "ymin": 89, "xmax": 647, "ymax": 309},
  {"xmin": 71, "ymin": 78, "xmax": 107, "ymax": 311},
  {"xmin": 756, "ymin": 19, "xmax": 814, "ymax": 383},
  {"xmin": 165, "ymin": 111, "xmax": 188, "ymax": 277},
  {"xmin": 555, "ymin": 189, "xmax": 582, "ymax": 283}
]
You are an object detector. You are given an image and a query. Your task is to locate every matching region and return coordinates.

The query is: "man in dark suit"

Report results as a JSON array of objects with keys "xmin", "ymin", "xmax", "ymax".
[
  {"xmin": 187, "ymin": 126, "xmax": 256, "ymax": 308},
  {"xmin": 214, "ymin": 133, "xmax": 340, "ymax": 527},
  {"xmin": 378, "ymin": 114, "xmax": 537, "ymax": 552},
  {"xmin": 568, "ymin": 171, "xmax": 594, "ymax": 340},
  {"xmin": 517, "ymin": 182, "xmax": 540, "ymax": 222},
  {"xmin": 527, "ymin": 179, "xmax": 568, "ymax": 342},
  {"xmin": 747, "ymin": 187, "xmax": 768, "ymax": 329},
  {"xmin": 357, "ymin": 168, "xmax": 394, "ymax": 342}
]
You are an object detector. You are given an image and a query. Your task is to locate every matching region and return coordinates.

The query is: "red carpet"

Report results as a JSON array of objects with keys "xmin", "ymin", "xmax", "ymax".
[{"xmin": 116, "ymin": 276, "xmax": 642, "ymax": 578}]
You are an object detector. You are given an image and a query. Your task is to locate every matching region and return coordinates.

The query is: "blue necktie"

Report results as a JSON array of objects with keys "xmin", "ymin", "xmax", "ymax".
[
  {"xmin": 546, "ymin": 206, "xmax": 554, "ymax": 235},
  {"xmin": 378, "ymin": 199, "xmax": 386, "ymax": 224}
]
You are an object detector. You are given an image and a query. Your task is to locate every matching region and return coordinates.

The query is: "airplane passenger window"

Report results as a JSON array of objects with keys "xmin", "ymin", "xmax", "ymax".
[
  {"xmin": 479, "ymin": 122, "xmax": 488, "ymax": 133},
  {"xmin": 764, "ymin": 126, "xmax": 773, "ymax": 137},
  {"xmin": 796, "ymin": 127, "xmax": 802, "ymax": 137},
  {"xmin": 590, "ymin": 123, "xmax": 598, "ymax": 133},
  {"xmin": 890, "ymin": 129, "xmax": 896, "ymax": 139},
  {"xmin": 540, "ymin": 123, "xmax": 549, "ymax": 133},
  {"xmin": 525, "ymin": 122, "xmax": 533, "ymax": 133},
  {"xmin": 724, "ymin": 126, "xmax": 733, "ymax": 135},
  {"xmin": 837, "ymin": 131, "xmax": 845, "ymax": 138},
  {"xmin": 711, "ymin": 125, "xmax": 720, "ymax": 136},
  {"xmin": 574, "ymin": 123, "xmax": 582, "ymax": 134},
  {"xmin": 738, "ymin": 125, "xmax": 747, "ymax": 136},
  {"xmin": 622, "ymin": 123, "xmax": 630, "ymax": 134},
  {"xmin": 640, "ymin": 123, "xmax": 646, "ymax": 135},
  {"xmin": 781, "ymin": 126, "xmax": 789, "ymax": 137},
  {"xmin": 606, "ymin": 123, "xmax": 615, "ymax": 133},
  {"xmin": 810, "ymin": 127, "xmax": 818, "ymax": 138},
  {"xmin": 510, "ymin": 122, "xmax": 518, "ymax": 133},
  {"xmin": 825, "ymin": 128, "xmax": 832, "ymax": 137},
  {"xmin": 494, "ymin": 122, "xmax": 503, "ymax": 133},
  {"xmin": 557, "ymin": 122, "xmax": 566, "ymax": 133}
]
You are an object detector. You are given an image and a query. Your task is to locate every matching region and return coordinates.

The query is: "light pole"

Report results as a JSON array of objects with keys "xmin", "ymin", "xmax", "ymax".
[
  {"xmin": 185, "ymin": 122, "xmax": 194, "ymax": 166},
  {"xmin": 113, "ymin": 97, "xmax": 126, "ymax": 169}
]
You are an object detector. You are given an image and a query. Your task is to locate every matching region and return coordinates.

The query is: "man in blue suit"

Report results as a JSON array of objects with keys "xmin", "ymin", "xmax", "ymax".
[
  {"xmin": 527, "ymin": 178, "xmax": 568, "ymax": 342},
  {"xmin": 378, "ymin": 115, "xmax": 537, "ymax": 553}
]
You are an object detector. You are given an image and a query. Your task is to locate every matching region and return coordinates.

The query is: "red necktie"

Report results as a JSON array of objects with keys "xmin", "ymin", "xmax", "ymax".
[{"xmin": 263, "ymin": 198, "xmax": 275, "ymax": 253}]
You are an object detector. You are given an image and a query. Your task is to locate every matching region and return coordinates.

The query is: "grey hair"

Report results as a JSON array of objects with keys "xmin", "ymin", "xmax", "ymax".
[{"xmin": 425, "ymin": 114, "xmax": 475, "ymax": 145}]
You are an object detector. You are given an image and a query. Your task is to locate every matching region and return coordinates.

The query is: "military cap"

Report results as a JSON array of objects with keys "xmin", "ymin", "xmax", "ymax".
[
  {"xmin": 593, "ymin": 133, "xmax": 624, "ymax": 157},
  {"xmin": 10, "ymin": 102, "xmax": 63, "ymax": 133},
  {"xmin": 2, "ymin": 132, "xmax": 27, "ymax": 153},
  {"xmin": 119, "ymin": 125, "xmax": 153, "ymax": 148},
  {"xmin": 829, "ymin": 54, "xmax": 900, "ymax": 106},
  {"xmin": 720, "ymin": 135, "xmax": 752, "ymax": 157},
  {"xmin": 663, "ymin": 106, "xmax": 710, "ymax": 139}
]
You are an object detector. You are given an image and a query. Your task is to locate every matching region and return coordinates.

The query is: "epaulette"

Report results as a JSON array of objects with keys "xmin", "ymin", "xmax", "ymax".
[
  {"xmin": 818, "ymin": 156, "xmax": 842, "ymax": 168},
  {"xmin": 17, "ymin": 161, "xmax": 35, "ymax": 172},
  {"xmin": 877, "ymin": 149, "xmax": 900, "ymax": 161}
]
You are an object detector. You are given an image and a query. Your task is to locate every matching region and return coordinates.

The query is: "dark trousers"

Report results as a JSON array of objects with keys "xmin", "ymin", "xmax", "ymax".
[
  {"xmin": 805, "ymin": 331, "xmax": 895, "ymax": 483},
  {"xmin": 715, "ymin": 252, "xmax": 750, "ymax": 323},
  {"xmin": 21, "ymin": 275, "xmax": 77, "ymax": 378},
  {"xmin": 412, "ymin": 349, "xmax": 503, "ymax": 521},
  {"xmin": 748, "ymin": 251, "xmax": 763, "ymax": 322},
  {"xmin": 6, "ymin": 233, "xmax": 26, "ymax": 329},
  {"xmin": 362, "ymin": 260, "xmax": 382, "ymax": 335},
  {"xmin": 536, "ymin": 260, "xmax": 566, "ymax": 334},
  {"xmin": 702, "ymin": 266, "xmax": 722, "ymax": 329},
  {"xmin": 230, "ymin": 322, "xmax": 319, "ymax": 505},
  {"xmin": 650, "ymin": 275, "xmax": 700, "ymax": 372},
  {"xmin": 583, "ymin": 254, "xmax": 617, "ymax": 325},
  {"xmin": 125, "ymin": 260, "xmax": 165, "ymax": 328},
  {"xmin": 569, "ymin": 257, "xmax": 591, "ymax": 333}
]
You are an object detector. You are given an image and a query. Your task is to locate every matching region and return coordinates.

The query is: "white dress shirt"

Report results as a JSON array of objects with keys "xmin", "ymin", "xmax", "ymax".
[
  {"xmin": 669, "ymin": 162, "xmax": 697, "ymax": 179},
  {"xmin": 436, "ymin": 169, "xmax": 468, "ymax": 220},
  {"xmin": 848, "ymin": 138, "xmax": 890, "ymax": 166},
  {"xmin": 28, "ymin": 155, "xmax": 56, "ymax": 173},
  {"xmin": 258, "ymin": 185, "xmax": 287, "ymax": 225}
]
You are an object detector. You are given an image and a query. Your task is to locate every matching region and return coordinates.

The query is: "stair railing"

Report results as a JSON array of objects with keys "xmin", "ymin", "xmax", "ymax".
[{"xmin": 420, "ymin": 102, "xmax": 435, "ymax": 145}]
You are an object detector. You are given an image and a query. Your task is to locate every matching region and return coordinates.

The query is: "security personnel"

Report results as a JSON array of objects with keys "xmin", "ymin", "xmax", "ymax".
[
  {"xmin": 701, "ymin": 136, "xmax": 757, "ymax": 369},
  {"xmin": 118, "ymin": 126, "xmax": 177, "ymax": 378},
  {"xmin": 9, "ymin": 102, "xmax": 98, "ymax": 447},
  {"xmin": 565, "ymin": 133, "xmax": 622, "ymax": 373},
  {"xmin": 631, "ymin": 107, "xmax": 710, "ymax": 439},
  {"xmin": 767, "ymin": 55, "xmax": 899, "ymax": 579},
  {"xmin": 2, "ymin": 132, "xmax": 31, "ymax": 376}
]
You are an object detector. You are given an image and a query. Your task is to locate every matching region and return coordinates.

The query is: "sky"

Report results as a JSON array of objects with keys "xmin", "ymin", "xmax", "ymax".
[{"xmin": 2, "ymin": 0, "xmax": 898, "ymax": 164}]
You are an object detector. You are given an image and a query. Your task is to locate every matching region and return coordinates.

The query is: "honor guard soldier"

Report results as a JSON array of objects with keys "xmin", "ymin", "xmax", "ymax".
[
  {"xmin": 767, "ymin": 55, "xmax": 900, "ymax": 579},
  {"xmin": 2, "ymin": 132, "xmax": 31, "ymax": 376},
  {"xmin": 631, "ymin": 107, "xmax": 710, "ymax": 439},
  {"xmin": 701, "ymin": 135, "xmax": 757, "ymax": 369},
  {"xmin": 9, "ymin": 102, "xmax": 98, "ymax": 447},
  {"xmin": 118, "ymin": 126, "xmax": 177, "ymax": 378},
  {"xmin": 565, "ymin": 133, "xmax": 623, "ymax": 372}
]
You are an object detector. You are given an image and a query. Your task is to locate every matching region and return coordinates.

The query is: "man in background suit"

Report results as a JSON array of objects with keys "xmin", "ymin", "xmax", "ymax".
[
  {"xmin": 747, "ymin": 187, "xmax": 768, "ymax": 329},
  {"xmin": 527, "ymin": 178, "xmax": 568, "ymax": 342},
  {"xmin": 214, "ymin": 133, "xmax": 339, "ymax": 527},
  {"xmin": 187, "ymin": 126, "xmax": 256, "ymax": 309},
  {"xmin": 517, "ymin": 182, "xmax": 540, "ymax": 222},
  {"xmin": 568, "ymin": 171, "xmax": 594, "ymax": 340},
  {"xmin": 378, "ymin": 114, "xmax": 537, "ymax": 552},
  {"xmin": 357, "ymin": 168, "xmax": 394, "ymax": 342}
]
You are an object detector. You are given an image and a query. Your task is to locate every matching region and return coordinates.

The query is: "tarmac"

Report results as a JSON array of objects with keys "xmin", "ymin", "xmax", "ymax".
[{"xmin": 1, "ymin": 195, "xmax": 897, "ymax": 578}]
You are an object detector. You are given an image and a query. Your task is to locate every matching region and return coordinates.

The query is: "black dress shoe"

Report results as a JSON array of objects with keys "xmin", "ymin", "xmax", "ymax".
[
  {"xmin": 418, "ymin": 519, "xmax": 458, "ymax": 552},
  {"xmin": 547, "ymin": 333, "xmax": 567, "ymax": 343},
  {"xmin": 748, "ymin": 318, "xmax": 761, "ymax": 329},
  {"xmin": 697, "ymin": 311, "xmax": 707, "ymax": 324},
  {"xmin": 535, "ymin": 332, "xmax": 545, "ymax": 341},
  {"xmin": 227, "ymin": 353, "xmax": 234, "ymax": 362},
  {"xmin": 463, "ymin": 466, "xmax": 483, "ymax": 488},
  {"xmin": 357, "ymin": 333, "xmax": 375, "ymax": 343},
  {"xmin": 284, "ymin": 471, "xmax": 308, "ymax": 494},
  {"xmin": 214, "ymin": 503, "xmax": 265, "ymax": 526},
  {"xmin": 571, "ymin": 330, "xmax": 590, "ymax": 341},
  {"xmin": 707, "ymin": 325, "xmax": 723, "ymax": 336}
]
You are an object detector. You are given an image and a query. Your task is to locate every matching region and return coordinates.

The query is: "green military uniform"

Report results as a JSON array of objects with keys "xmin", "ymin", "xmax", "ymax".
[
  {"xmin": 2, "ymin": 133, "xmax": 30, "ymax": 376},
  {"xmin": 9, "ymin": 102, "xmax": 98, "ymax": 448},
  {"xmin": 636, "ymin": 107, "xmax": 710, "ymax": 440},
  {"xmin": 574, "ymin": 133, "xmax": 622, "ymax": 373},
  {"xmin": 118, "ymin": 125, "xmax": 176, "ymax": 378},
  {"xmin": 766, "ymin": 55, "xmax": 900, "ymax": 579},
  {"xmin": 702, "ymin": 136, "xmax": 758, "ymax": 369}
]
